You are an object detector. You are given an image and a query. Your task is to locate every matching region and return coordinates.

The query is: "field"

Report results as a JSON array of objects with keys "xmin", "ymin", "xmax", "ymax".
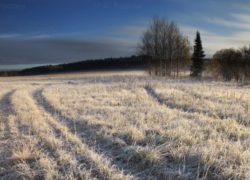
[{"xmin": 0, "ymin": 70, "xmax": 250, "ymax": 180}]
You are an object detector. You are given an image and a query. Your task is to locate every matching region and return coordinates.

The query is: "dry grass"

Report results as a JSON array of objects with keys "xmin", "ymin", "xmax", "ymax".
[{"xmin": 0, "ymin": 72, "xmax": 250, "ymax": 179}]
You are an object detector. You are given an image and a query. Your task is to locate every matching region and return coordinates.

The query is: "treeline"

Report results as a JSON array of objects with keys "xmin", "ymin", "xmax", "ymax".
[
  {"xmin": 59, "ymin": 55, "xmax": 147, "ymax": 72},
  {"xmin": 0, "ymin": 55, "xmax": 148, "ymax": 76},
  {"xmin": 208, "ymin": 46, "xmax": 250, "ymax": 82},
  {"xmin": 0, "ymin": 71, "xmax": 19, "ymax": 77}
]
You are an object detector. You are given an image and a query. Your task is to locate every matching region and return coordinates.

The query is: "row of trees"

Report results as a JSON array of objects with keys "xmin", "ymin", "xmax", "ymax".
[
  {"xmin": 139, "ymin": 16, "xmax": 250, "ymax": 82},
  {"xmin": 138, "ymin": 16, "xmax": 192, "ymax": 78},
  {"xmin": 138, "ymin": 16, "xmax": 205, "ymax": 79}
]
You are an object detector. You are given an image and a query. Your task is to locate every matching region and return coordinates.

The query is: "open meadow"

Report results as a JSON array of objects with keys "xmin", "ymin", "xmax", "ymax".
[{"xmin": 0, "ymin": 70, "xmax": 250, "ymax": 180}]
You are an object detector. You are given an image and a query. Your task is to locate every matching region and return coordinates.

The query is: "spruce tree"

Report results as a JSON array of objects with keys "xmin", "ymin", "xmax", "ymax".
[{"xmin": 190, "ymin": 31, "xmax": 205, "ymax": 78}]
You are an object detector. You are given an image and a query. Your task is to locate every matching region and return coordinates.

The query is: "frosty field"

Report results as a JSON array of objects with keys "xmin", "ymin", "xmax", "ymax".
[{"xmin": 0, "ymin": 71, "xmax": 250, "ymax": 180}]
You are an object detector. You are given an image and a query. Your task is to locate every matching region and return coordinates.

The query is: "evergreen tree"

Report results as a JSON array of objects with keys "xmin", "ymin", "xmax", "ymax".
[{"xmin": 190, "ymin": 31, "xmax": 205, "ymax": 78}]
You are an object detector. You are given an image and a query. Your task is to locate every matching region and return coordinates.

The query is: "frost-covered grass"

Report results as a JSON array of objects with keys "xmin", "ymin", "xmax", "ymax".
[{"xmin": 0, "ymin": 72, "xmax": 250, "ymax": 179}]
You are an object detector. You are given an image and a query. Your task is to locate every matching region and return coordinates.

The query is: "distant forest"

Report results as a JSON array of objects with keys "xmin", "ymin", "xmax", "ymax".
[{"xmin": 0, "ymin": 55, "xmax": 148, "ymax": 76}]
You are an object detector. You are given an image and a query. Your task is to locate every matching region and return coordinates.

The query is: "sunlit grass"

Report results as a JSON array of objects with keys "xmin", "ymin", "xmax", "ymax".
[{"xmin": 0, "ymin": 73, "xmax": 250, "ymax": 179}]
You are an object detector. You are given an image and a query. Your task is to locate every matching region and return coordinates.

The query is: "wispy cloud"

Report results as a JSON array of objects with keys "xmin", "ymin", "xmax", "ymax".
[
  {"xmin": 110, "ymin": 26, "xmax": 146, "ymax": 38},
  {"xmin": 0, "ymin": 31, "xmax": 85, "ymax": 40},
  {"xmin": 30, "ymin": 34, "xmax": 52, "ymax": 39},
  {"xmin": 232, "ymin": 31, "xmax": 250, "ymax": 39},
  {"xmin": 231, "ymin": 13, "xmax": 250, "ymax": 23},
  {"xmin": 180, "ymin": 25, "xmax": 216, "ymax": 37},
  {"xmin": 232, "ymin": 3, "xmax": 250, "ymax": 12},
  {"xmin": 0, "ymin": 34, "xmax": 20, "ymax": 38},
  {"xmin": 28, "ymin": 31, "xmax": 84, "ymax": 39},
  {"xmin": 205, "ymin": 17, "xmax": 250, "ymax": 30}
]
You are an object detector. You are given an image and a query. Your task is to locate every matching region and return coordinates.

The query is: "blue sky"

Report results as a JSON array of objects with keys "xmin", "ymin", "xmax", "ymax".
[{"xmin": 0, "ymin": 0, "xmax": 250, "ymax": 70}]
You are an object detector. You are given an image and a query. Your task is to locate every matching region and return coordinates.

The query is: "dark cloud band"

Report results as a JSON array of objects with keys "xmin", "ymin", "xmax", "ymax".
[{"xmin": 0, "ymin": 38, "xmax": 137, "ymax": 66}]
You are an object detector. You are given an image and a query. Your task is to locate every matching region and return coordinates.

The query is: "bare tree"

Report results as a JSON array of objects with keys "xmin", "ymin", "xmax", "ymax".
[{"xmin": 138, "ymin": 16, "xmax": 191, "ymax": 77}]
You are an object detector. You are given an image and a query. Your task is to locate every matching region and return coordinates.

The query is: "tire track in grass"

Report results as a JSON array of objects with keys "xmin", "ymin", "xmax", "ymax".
[
  {"xmin": 144, "ymin": 86, "xmax": 250, "ymax": 179},
  {"xmin": 8, "ymin": 88, "xmax": 60, "ymax": 179},
  {"xmin": 0, "ymin": 90, "xmax": 22, "ymax": 164},
  {"xmin": 145, "ymin": 85, "xmax": 231, "ymax": 120},
  {"xmin": 144, "ymin": 85, "xmax": 250, "ymax": 139},
  {"xmin": 11, "ymin": 88, "xmax": 93, "ymax": 179},
  {"xmin": 175, "ymin": 86, "xmax": 250, "ymax": 126},
  {"xmin": 0, "ymin": 89, "xmax": 44, "ymax": 179},
  {"xmin": 149, "ymin": 84, "xmax": 250, "ymax": 127},
  {"xmin": 34, "ymin": 88, "xmax": 138, "ymax": 179},
  {"xmin": 41, "ymin": 83, "xmax": 205, "ymax": 179},
  {"xmin": 38, "ymin": 85, "xmax": 175, "ymax": 179},
  {"xmin": 0, "ymin": 90, "xmax": 16, "ymax": 139},
  {"xmin": 33, "ymin": 88, "xmax": 134, "ymax": 180},
  {"xmin": 37, "ymin": 86, "xmax": 183, "ymax": 179},
  {"xmin": 42, "ymin": 82, "xmax": 250, "ymax": 179},
  {"xmin": 0, "ymin": 90, "xmax": 17, "ymax": 178}
]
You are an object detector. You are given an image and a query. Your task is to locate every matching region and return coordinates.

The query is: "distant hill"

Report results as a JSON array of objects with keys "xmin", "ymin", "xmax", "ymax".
[{"xmin": 0, "ymin": 55, "xmax": 149, "ymax": 76}]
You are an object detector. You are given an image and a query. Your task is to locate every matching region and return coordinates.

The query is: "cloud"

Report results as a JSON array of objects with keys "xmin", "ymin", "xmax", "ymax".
[
  {"xmin": 28, "ymin": 31, "xmax": 85, "ymax": 39},
  {"xmin": 0, "ymin": 34, "xmax": 20, "ymax": 38},
  {"xmin": 200, "ymin": 35, "xmax": 250, "ymax": 57},
  {"xmin": 232, "ymin": 3, "xmax": 250, "ymax": 12},
  {"xmin": 231, "ymin": 13, "xmax": 250, "ymax": 23},
  {"xmin": 180, "ymin": 25, "xmax": 220, "ymax": 57},
  {"xmin": 204, "ymin": 17, "xmax": 250, "ymax": 30},
  {"xmin": 199, "ymin": 10, "xmax": 250, "ymax": 31},
  {"xmin": 180, "ymin": 25, "xmax": 216, "ymax": 36},
  {"xmin": 29, "ymin": 34, "xmax": 52, "ymax": 39},
  {"xmin": 0, "ymin": 38, "xmax": 137, "ymax": 66},
  {"xmin": 109, "ymin": 26, "xmax": 146, "ymax": 38},
  {"xmin": 108, "ymin": 18, "xmax": 149, "ymax": 39},
  {"xmin": 232, "ymin": 31, "xmax": 250, "ymax": 39}
]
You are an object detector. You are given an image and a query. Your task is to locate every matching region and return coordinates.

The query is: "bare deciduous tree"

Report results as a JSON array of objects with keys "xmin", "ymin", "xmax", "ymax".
[{"xmin": 138, "ymin": 16, "xmax": 191, "ymax": 77}]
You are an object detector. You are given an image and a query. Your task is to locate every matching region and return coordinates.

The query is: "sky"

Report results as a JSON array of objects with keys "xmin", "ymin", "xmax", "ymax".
[{"xmin": 0, "ymin": 0, "xmax": 250, "ymax": 70}]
